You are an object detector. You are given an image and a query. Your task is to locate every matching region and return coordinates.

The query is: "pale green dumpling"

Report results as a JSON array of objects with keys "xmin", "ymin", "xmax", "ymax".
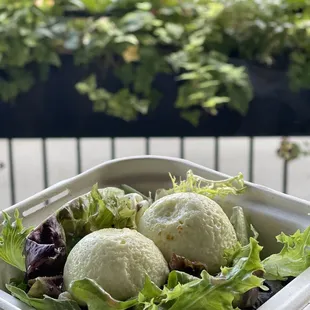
[
  {"xmin": 137, "ymin": 192, "xmax": 238, "ymax": 274},
  {"xmin": 63, "ymin": 228, "xmax": 169, "ymax": 301}
]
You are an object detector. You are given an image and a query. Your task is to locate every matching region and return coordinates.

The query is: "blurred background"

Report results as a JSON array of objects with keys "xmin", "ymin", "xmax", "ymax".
[{"xmin": 1, "ymin": 0, "xmax": 310, "ymax": 209}]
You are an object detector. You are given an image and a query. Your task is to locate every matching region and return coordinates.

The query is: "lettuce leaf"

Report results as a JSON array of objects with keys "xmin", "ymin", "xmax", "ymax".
[
  {"xmin": 28, "ymin": 276, "xmax": 63, "ymax": 299},
  {"xmin": 69, "ymin": 278, "xmax": 141, "ymax": 309},
  {"xmin": 10, "ymin": 237, "xmax": 266, "ymax": 310},
  {"xmin": 139, "ymin": 275, "xmax": 163, "ymax": 301},
  {"xmin": 56, "ymin": 197, "xmax": 90, "ymax": 251},
  {"xmin": 230, "ymin": 206, "xmax": 250, "ymax": 246},
  {"xmin": 156, "ymin": 170, "xmax": 246, "ymax": 200},
  {"xmin": 112, "ymin": 193, "xmax": 144, "ymax": 229},
  {"xmin": 6, "ymin": 283, "xmax": 80, "ymax": 310},
  {"xmin": 230, "ymin": 206, "xmax": 259, "ymax": 246},
  {"xmin": 86, "ymin": 185, "xmax": 119, "ymax": 231},
  {"xmin": 166, "ymin": 270, "xmax": 199, "ymax": 288},
  {"xmin": 225, "ymin": 207, "xmax": 260, "ymax": 267},
  {"xmin": 25, "ymin": 215, "xmax": 67, "ymax": 280},
  {"xmin": 120, "ymin": 184, "xmax": 152, "ymax": 203},
  {"xmin": 0, "ymin": 209, "xmax": 33, "ymax": 272},
  {"xmin": 263, "ymin": 226, "xmax": 310, "ymax": 280},
  {"xmin": 57, "ymin": 185, "xmax": 150, "ymax": 251},
  {"xmin": 20, "ymin": 184, "xmax": 151, "ymax": 299},
  {"xmin": 69, "ymin": 276, "xmax": 166, "ymax": 310},
  {"xmin": 162, "ymin": 238, "xmax": 266, "ymax": 310}
]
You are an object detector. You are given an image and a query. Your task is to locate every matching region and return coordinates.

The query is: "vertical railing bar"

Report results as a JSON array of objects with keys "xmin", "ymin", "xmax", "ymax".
[
  {"xmin": 8, "ymin": 138, "xmax": 16, "ymax": 205},
  {"xmin": 214, "ymin": 137, "xmax": 219, "ymax": 171},
  {"xmin": 248, "ymin": 136, "xmax": 254, "ymax": 182},
  {"xmin": 42, "ymin": 138, "xmax": 49, "ymax": 205},
  {"xmin": 145, "ymin": 137, "xmax": 150, "ymax": 155},
  {"xmin": 180, "ymin": 137, "xmax": 185, "ymax": 159},
  {"xmin": 111, "ymin": 137, "xmax": 116, "ymax": 159},
  {"xmin": 283, "ymin": 160, "xmax": 288, "ymax": 194},
  {"xmin": 76, "ymin": 138, "xmax": 82, "ymax": 174}
]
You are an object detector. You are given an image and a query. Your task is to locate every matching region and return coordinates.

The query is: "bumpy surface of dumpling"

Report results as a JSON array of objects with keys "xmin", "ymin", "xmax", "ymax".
[
  {"xmin": 63, "ymin": 228, "xmax": 169, "ymax": 300},
  {"xmin": 138, "ymin": 192, "xmax": 237, "ymax": 274}
]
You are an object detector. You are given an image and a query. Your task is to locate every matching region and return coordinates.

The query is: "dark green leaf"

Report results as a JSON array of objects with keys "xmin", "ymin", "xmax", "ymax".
[
  {"xmin": 120, "ymin": 11, "xmax": 155, "ymax": 33},
  {"xmin": 6, "ymin": 283, "xmax": 80, "ymax": 310}
]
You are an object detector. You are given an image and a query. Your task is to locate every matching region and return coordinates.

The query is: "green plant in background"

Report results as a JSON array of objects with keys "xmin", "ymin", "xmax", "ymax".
[
  {"xmin": 0, "ymin": 1, "xmax": 59, "ymax": 101},
  {"xmin": 72, "ymin": 1, "xmax": 254, "ymax": 124},
  {"xmin": 0, "ymin": 0, "xmax": 310, "ymax": 124},
  {"xmin": 277, "ymin": 137, "xmax": 310, "ymax": 161}
]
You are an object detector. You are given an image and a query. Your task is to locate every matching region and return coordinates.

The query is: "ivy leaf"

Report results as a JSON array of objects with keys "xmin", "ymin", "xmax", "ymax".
[
  {"xmin": 122, "ymin": 45, "xmax": 140, "ymax": 63},
  {"xmin": 136, "ymin": 2, "xmax": 152, "ymax": 10},
  {"xmin": 180, "ymin": 110, "xmax": 201, "ymax": 127},
  {"xmin": 202, "ymin": 96, "xmax": 230, "ymax": 109},
  {"xmin": 75, "ymin": 75, "xmax": 97, "ymax": 94},
  {"xmin": 165, "ymin": 23, "xmax": 184, "ymax": 39},
  {"xmin": 80, "ymin": 0, "xmax": 111, "ymax": 13},
  {"xmin": 120, "ymin": 11, "xmax": 155, "ymax": 33}
]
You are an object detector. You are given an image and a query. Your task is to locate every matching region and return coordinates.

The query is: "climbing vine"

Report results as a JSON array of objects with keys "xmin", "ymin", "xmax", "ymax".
[{"xmin": 1, "ymin": 0, "xmax": 310, "ymax": 124}]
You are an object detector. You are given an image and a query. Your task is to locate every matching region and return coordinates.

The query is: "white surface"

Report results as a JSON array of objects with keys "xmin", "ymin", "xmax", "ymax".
[{"xmin": 0, "ymin": 156, "xmax": 310, "ymax": 310}]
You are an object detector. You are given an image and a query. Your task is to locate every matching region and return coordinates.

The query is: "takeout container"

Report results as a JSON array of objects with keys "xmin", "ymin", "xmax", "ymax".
[{"xmin": 1, "ymin": 156, "xmax": 310, "ymax": 310}]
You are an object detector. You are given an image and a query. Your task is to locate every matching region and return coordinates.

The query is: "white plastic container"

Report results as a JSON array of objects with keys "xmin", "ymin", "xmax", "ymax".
[{"xmin": 1, "ymin": 156, "xmax": 310, "ymax": 310}]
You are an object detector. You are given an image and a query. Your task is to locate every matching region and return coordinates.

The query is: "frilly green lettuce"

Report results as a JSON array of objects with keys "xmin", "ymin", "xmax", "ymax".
[
  {"xmin": 263, "ymin": 226, "xmax": 310, "ymax": 280},
  {"xmin": 155, "ymin": 170, "xmax": 246, "ymax": 200},
  {"xmin": 57, "ymin": 184, "xmax": 150, "ymax": 251},
  {"xmin": 161, "ymin": 238, "xmax": 266, "ymax": 310},
  {"xmin": 0, "ymin": 209, "xmax": 33, "ymax": 272}
]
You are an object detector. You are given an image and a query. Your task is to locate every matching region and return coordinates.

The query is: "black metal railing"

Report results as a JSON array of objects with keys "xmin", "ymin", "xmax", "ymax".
[{"xmin": 3, "ymin": 136, "xmax": 291, "ymax": 207}]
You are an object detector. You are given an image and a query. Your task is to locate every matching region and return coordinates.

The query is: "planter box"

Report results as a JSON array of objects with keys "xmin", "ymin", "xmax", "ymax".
[
  {"xmin": 1, "ymin": 56, "xmax": 310, "ymax": 138},
  {"xmin": 1, "ymin": 156, "xmax": 310, "ymax": 309}
]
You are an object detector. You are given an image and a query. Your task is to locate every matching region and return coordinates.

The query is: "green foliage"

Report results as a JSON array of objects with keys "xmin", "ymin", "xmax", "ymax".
[
  {"xmin": 0, "ymin": 2, "xmax": 62, "ymax": 102},
  {"xmin": 277, "ymin": 137, "xmax": 310, "ymax": 161},
  {"xmin": 76, "ymin": 75, "xmax": 149, "ymax": 120},
  {"xmin": 1, "ymin": 0, "xmax": 310, "ymax": 124}
]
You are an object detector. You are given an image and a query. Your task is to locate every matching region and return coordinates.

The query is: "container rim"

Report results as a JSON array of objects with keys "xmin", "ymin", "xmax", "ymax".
[{"xmin": 4, "ymin": 155, "xmax": 310, "ymax": 215}]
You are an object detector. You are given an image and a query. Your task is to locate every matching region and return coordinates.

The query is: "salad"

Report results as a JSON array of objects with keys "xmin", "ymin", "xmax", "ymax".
[{"xmin": 0, "ymin": 170, "xmax": 310, "ymax": 310}]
